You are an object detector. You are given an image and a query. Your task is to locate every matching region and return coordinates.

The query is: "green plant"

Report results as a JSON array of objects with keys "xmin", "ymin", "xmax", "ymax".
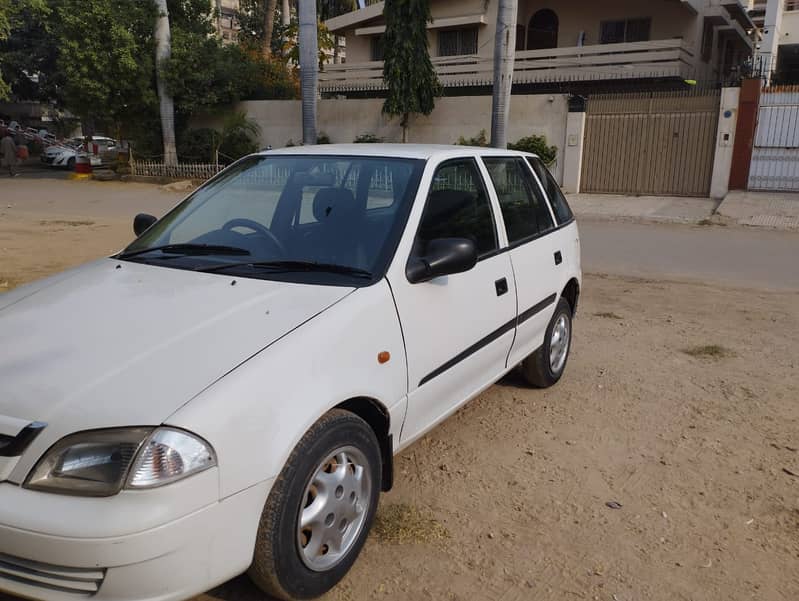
[
  {"xmin": 317, "ymin": 132, "xmax": 331, "ymax": 144},
  {"xmin": 456, "ymin": 130, "xmax": 489, "ymax": 147},
  {"xmin": 508, "ymin": 134, "xmax": 558, "ymax": 166},
  {"xmin": 353, "ymin": 133, "xmax": 383, "ymax": 143},
  {"xmin": 381, "ymin": 0, "xmax": 440, "ymax": 142},
  {"xmin": 178, "ymin": 128, "xmax": 217, "ymax": 163}
]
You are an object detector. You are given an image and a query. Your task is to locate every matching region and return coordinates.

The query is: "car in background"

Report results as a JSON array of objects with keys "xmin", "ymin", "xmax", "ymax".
[{"xmin": 42, "ymin": 136, "xmax": 116, "ymax": 169}]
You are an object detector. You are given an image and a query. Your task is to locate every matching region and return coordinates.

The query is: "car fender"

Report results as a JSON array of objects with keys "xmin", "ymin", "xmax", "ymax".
[{"xmin": 166, "ymin": 278, "xmax": 409, "ymax": 498}]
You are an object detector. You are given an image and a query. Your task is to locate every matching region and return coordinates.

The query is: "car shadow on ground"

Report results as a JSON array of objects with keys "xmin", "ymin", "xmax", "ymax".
[{"xmin": 202, "ymin": 575, "xmax": 273, "ymax": 601}]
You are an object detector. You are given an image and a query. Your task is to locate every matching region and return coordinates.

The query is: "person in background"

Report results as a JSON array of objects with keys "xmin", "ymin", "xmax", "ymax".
[{"xmin": 1, "ymin": 132, "xmax": 18, "ymax": 177}]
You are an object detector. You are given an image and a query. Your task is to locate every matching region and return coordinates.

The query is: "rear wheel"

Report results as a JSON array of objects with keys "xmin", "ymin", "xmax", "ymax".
[
  {"xmin": 66, "ymin": 157, "xmax": 75, "ymax": 171},
  {"xmin": 521, "ymin": 297, "xmax": 573, "ymax": 388},
  {"xmin": 248, "ymin": 409, "xmax": 381, "ymax": 600}
]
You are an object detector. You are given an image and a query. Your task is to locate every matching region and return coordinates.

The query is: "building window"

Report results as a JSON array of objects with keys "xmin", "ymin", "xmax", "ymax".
[
  {"xmin": 438, "ymin": 27, "xmax": 478, "ymax": 57},
  {"xmin": 371, "ymin": 35, "xmax": 385, "ymax": 61},
  {"xmin": 600, "ymin": 18, "xmax": 651, "ymax": 44},
  {"xmin": 527, "ymin": 9, "xmax": 559, "ymax": 51},
  {"xmin": 787, "ymin": 0, "xmax": 799, "ymax": 12}
]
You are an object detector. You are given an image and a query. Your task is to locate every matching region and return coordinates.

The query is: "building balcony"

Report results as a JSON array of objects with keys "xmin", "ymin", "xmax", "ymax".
[{"xmin": 318, "ymin": 39, "xmax": 696, "ymax": 94}]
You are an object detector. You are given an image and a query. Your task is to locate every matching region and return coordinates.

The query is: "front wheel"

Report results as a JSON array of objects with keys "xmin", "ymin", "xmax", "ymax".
[
  {"xmin": 521, "ymin": 297, "xmax": 573, "ymax": 388},
  {"xmin": 248, "ymin": 409, "xmax": 381, "ymax": 600}
]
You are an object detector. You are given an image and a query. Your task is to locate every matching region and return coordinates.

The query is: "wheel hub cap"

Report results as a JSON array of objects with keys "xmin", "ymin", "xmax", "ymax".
[
  {"xmin": 297, "ymin": 446, "xmax": 372, "ymax": 571},
  {"xmin": 549, "ymin": 314, "xmax": 570, "ymax": 373}
]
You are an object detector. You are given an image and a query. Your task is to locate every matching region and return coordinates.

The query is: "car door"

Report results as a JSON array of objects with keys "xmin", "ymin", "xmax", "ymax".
[
  {"xmin": 481, "ymin": 156, "xmax": 561, "ymax": 367},
  {"xmin": 389, "ymin": 157, "xmax": 517, "ymax": 447}
]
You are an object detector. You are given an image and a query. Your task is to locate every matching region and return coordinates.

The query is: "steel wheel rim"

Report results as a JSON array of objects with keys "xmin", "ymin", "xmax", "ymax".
[
  {"xmin": 297, "ymin": 445, "xmax": 372, "ymax": 572},
  {"xmin": 549, "ymin": 313, "xmax": 570, "ymax": 374}
]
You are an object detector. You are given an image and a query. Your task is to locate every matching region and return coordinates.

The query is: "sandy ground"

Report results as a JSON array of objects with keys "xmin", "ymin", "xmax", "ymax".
[{"xmin": 1, "ymin": 178, "xmax": 798, "ymax": 601}]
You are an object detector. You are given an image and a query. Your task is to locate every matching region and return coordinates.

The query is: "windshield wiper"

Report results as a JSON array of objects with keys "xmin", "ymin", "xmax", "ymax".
[
  {"xmin": 195, "ymin": 260, "xmax": 373, "ymax": 279},
  {"xmin": 117, "ymin": 243, "xmax": 251, "ymax": 260}
]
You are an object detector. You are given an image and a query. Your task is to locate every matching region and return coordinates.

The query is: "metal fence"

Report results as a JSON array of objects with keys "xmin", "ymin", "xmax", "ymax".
[
  {"xmin": 130, "ymin": 160, "xmax": 225, "ymax": 180},
  {"xmin": 581, "ymin": 87, "xmax": 721, "ymax": 197},
  {"xmin": 748, "ymin": 85, "xmax": 799, "ymax": 191}
]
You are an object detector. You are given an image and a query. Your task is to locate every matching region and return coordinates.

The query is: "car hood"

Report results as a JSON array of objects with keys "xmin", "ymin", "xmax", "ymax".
[{"xmin": 0, "ymin": 259, "xmax": 353, "ymax": 436}]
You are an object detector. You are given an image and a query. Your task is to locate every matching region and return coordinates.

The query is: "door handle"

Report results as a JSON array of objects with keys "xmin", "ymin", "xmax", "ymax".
[
  {"xmin": 554, "ymin": 251, "xmax": 563, "ymax": 266},
  {"xmin": 495, "ymin": 277, "xmax": 509, "ymax": 297}
]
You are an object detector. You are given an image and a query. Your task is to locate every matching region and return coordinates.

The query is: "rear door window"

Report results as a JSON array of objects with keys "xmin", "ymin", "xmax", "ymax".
[
  {"xmin": 526, "ymin": 157, "xmax": 574, "ymax": 225},
  {"xmin": 483, "ymin": 157, "xmax": 554, "ymax": 244}
]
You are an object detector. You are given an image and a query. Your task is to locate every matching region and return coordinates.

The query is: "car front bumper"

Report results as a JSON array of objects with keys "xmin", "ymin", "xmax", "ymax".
[{"xmin": 0, "ymin": 475, "xmax": 272, "ymax": 601}]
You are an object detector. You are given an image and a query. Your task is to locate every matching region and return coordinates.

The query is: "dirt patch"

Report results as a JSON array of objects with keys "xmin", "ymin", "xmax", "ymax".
[
  {"xmin": 372, "ymin": 503, "xmax": 449, "ymax": 545},
  {"xmin": 682, "ymin": 344, "xmax": 736, "ymax": 359},
  {"xmin": 593, "ymin": 311, "xmax": 624, "ymax": 320},
  {"xmin": 1, "ymin": 206, "xmax": 798, "ymax": 601},
  {"xmin": 39, "ymin": 219, "xmax": 95, "ymax": 227}
]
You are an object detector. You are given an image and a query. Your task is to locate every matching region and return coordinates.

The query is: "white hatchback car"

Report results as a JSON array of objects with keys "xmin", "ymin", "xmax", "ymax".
[{"xmin": 0, "ymin": 145, "xmax": 580, "ymax": 601}]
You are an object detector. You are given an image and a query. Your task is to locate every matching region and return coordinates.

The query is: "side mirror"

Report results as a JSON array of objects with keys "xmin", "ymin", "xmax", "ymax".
[
  {"xmin": 133, "ymin": 213, "xmax": 157, "ymax": 237},
  {"xmin": 406, "ymin": 238, "xmax": 478, "ymax": 284}
]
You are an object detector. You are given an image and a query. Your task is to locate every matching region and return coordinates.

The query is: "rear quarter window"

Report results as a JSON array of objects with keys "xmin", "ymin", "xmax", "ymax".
[{"xmin": 526, "ymin": 157, "xmax": 574, "ymax": 225}]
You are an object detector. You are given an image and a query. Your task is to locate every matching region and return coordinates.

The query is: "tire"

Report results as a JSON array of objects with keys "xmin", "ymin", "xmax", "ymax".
[
  {"xmin": 248, "ymin": 409, "xmax": 382, "ymax": 600},
  {"xmin": 521, "ymin": 297, "xmax": 573, "ymax": 388},
  {"xmin": 66, "ymin": 157, "xmax": 75, "ymax": 171}
]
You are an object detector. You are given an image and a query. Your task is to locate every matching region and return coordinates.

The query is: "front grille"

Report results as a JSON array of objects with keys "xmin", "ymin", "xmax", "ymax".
[{"xmin": 0, "ymin": 553, "xmax": 105, "ymax": 596}]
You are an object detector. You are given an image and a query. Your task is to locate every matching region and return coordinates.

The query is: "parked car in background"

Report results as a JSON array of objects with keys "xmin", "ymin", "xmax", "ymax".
[
  {"xmin": 42, "ymin": 136, "xmax": 116, "ymax": 169},
  {"xmin": 0, "ymin": 145, "xmax": 580, "ymax": 601}
]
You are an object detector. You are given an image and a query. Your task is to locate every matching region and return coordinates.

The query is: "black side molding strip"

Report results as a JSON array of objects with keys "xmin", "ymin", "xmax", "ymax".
[
  {"xmin": 0, "ymin": 422, "xmax": 46, "ymax": 458},
  {"xmin": 419, "ymin": 293, "xmax": 558, "ymax": 387},
  {"xmin": 518, "ymin": 293, "xmax": 557, "ymax": 325}
]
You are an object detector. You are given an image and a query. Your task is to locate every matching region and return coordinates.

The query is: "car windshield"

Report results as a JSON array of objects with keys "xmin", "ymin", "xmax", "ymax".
[{"xmin": 120, "ymin": 154, "xmax": 425, "ymax": 286}]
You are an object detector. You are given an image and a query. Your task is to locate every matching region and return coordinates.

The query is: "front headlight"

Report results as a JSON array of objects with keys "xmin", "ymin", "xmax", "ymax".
[{"xmin": 25, "ymin": 427, "xmax": 216, "ymax": 496}]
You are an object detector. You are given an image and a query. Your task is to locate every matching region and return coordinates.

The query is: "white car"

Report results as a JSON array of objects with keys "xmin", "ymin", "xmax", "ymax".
[
  {"xmin": 42, "ymin": 136, "xmax": 116, "ymax": 169},
  {"xmin": 0, "ymin": 145, "xmax": 581, "ymax": 601}
]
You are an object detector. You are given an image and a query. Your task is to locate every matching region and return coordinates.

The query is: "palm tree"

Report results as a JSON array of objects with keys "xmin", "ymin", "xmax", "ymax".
[
  {"xmin": 298, "ymin": 0, "xmax": 319, "ymax": 144},
  {"xmin": 490, "ymin": 0, "xmax": 518, "ymax": 149},
  {"xmin": 154, "ymin": 0, "xmax": 178, "ymax": 165},
  {"xmin": 263, "ymin": 0, "xmax": 278, "ymax": 57},
  {"xmin": 282, "ymin": 0, "xmax": 290, "ymax": 26}
]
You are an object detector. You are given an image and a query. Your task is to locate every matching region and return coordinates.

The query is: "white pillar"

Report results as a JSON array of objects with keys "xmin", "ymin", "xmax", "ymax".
[
  {"xmin": 561, "ymin": 111, "xmax": 586, "ymax": 194},
  {"xmin": 710, "ymin": 87, "xmax": 741, "ymax": 201}
]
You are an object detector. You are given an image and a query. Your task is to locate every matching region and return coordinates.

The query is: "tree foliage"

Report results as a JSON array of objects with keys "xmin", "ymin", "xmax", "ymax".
[
  {"xmin": 53, "ymin": 0, "xmax": 158, "ymax": 134},
  {"xmin": 0, "ymin": 0, "xmax": 49, "ymax": 100},
  {"xmin": 382, "ymin": 0, "xmax": 440, "ymax": 137},
  {"xmin": 162, "ymin": 30, "xmax": 260, "ymax": 116}
]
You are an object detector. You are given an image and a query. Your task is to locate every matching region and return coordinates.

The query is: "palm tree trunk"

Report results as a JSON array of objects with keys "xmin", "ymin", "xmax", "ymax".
[
  {"xmin": 215, "ymin": 0, "xmax": 223, "ymax": 37},
  {"xmin": 263, "ymin": 0, "xmax": 278, "ymax": 58},
  {"xmin": 154, "ymin": 0, "xmax": 178, "ymax": 165},
  {"xmin": 490, "ymin": 0, "xmax": 518, "ymax": 149},
  {"xmin": 298, "ymin": 0, "xmax": 318, "ymax": 145},
  {"xmin": 282, "ymin": 0, "xmax": 290, "ymax": 26}
]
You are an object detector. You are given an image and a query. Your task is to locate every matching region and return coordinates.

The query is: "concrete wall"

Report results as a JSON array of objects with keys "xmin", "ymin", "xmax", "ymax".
[
  {"xmin": 202, "ymin": 94, "xmax": 569, "ymax": 181},
  {"xmin": 779, "ymin": 11, "xmax": 799, "ymax": 45}
]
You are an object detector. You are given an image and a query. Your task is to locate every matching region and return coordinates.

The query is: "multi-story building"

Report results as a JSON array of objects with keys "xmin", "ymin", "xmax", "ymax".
[
  {"xmin": 216, "ymin": 0, "xmax": 240, "ymax": 43},
  {"xmin": 752, "ymin": 0, "xmax": 799, "ymax": 81},
  {"xmin": 319, "ymin": 0, "xmax": 755, "ymax": 95}
]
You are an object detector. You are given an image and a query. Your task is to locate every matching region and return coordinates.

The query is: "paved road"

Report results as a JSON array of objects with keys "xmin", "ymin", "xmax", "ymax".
[{"xmin": 579, "ymin": 220, "xmax": 799, "ymax": 291}]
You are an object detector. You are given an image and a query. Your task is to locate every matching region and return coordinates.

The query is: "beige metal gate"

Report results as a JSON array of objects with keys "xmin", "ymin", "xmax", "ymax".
[{"xmin": 581, "ymin": 89, "xmax": 721, "ymax": 197}]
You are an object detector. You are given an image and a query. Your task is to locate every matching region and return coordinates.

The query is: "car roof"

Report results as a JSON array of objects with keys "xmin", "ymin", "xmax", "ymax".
[{"xmin": 259, "ymin": 143, "xmax": 538, "ymax": 161}]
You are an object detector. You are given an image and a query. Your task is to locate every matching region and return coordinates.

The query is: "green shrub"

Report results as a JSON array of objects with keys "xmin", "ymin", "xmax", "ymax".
[
  {"xmin": 178, "ymin": 128, "xmax": 217, "ymax": 164},
  {"xmin": 353, "ymin": 133, "xmax": 383, "ymax": 143},
  {"xmin": 508, "ymin": 135, "xmax": 558, "ymax": 166},
  {"xmin": 317, "ymin": 132, "xmax": 331, "ymax": 144},
  {"xmin": 456, "ymin": 130, "xmax": 489, "ymax": 147}
]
